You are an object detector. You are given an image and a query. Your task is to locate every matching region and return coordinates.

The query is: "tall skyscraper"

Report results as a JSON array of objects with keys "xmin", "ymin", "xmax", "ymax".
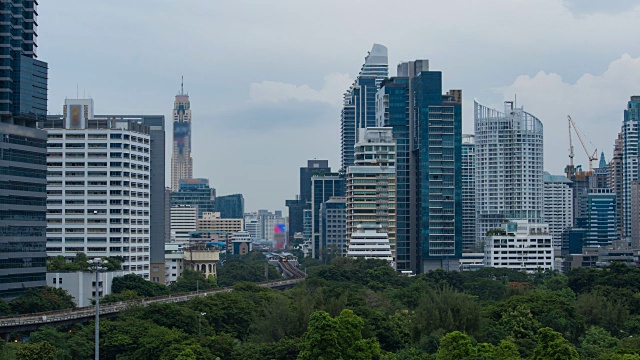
[
  {"xmin": 171, "ymin": 78, "xmax": 193, "ymax": 191},
  {"xmin": 543, "ymin": 172, "xmax": 573, "ymax": 249},
  {"xmin": 340, "ymin": 44, "xmax": 388, "ymax": 171},
  {"xmin": 474, "ymin": 100, "xmax": 544, "ymax": 244},
  {"xmin": 461, "ymin": 134, "xmax": 476, "ymax": 252},
  {"xmin": 622, "ymin": 96, "xmax": 640, "ymax": 241},
  {"xmin": 586, "ymin": 188, "xmax": 617, "ymax": 248},
  {"xmin": 42, "ymin": 99, "xmax": 165, "ymax": 280},
  {"xmin": 346, "ymin": 127, "xmax": 396, "ymax": 262},
  {"xmin": 377, "ymin": 60, "xmax": 462, "ymax": 273},
  {"xmin": 0, "ymin": 0, "xmax": 48, "ymax": 298},
  {"xmin": 608, "ymin": 133, "xmax": 624, "ymax": 240}
]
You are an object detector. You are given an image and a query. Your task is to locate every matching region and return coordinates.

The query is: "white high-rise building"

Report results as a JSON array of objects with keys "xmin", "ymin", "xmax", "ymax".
[
  {"xmin": 43, "ymin": 99, "xmax": 152, "ymax": 278},
  {"xmin": 462, "ymin": 134, "xmax": 476, "ymax": 252},
  {"xmin": 170, "ymin": 206, "xmax": 197, "ymax": 244},
  {"xmin": 622, "ymin": 96, "xmax": 640, "ymax": 240},
  {"xmin": 543, "ymin": 172, "xmax": 573, "ymax": 249},
  {"xmin": 347, "ymin": 224, "xmax": 393, "ymax": 266},
  {"xmin": 484, "ymin": 221, "xmax": 554, "ymax": 273},
  {"xmin": 474, "ymin": 100, "xmax": 544, "ymax": 242},
  {"xmin": 346, "ymin": 127, "xmax": 396, "ymax": 260},
  {"xmin": 244, "ymin": 212, "xmax": 260, "ymax": 241},
  {"xmin": 171, "ymin": 79, "xmax": 193, "ymax": 191}
]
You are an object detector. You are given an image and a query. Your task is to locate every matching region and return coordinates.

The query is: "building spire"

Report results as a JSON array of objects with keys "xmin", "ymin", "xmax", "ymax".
[{"xmin": 180, "ymin": 75, "xmax": 184, "ymax": 96}]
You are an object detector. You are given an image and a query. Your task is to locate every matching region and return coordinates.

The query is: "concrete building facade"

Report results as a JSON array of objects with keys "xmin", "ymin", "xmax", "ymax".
[
  {"xmin": 543, "ymin": 172, "xmax": 573, "ymax": 249},
  {"xmin": 484, "ymin": 221, "xmax": 554, "ymax": 273}
]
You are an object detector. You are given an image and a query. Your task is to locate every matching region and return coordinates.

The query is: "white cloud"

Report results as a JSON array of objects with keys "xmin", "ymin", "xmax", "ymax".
[
  {"xmin": 499, "ymin": 54, "xmax": 640, "ymax": 174},
  {"xmin": 248, "ymin": 73, "xmax": 353, "ymax": 108}
]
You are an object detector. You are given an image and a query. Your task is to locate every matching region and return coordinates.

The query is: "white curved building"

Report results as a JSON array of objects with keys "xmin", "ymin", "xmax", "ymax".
[
  {"xmin": 347, "ymin": 224, "xmax": 393, "ymax": 266},
  {"xmin": 474, "ymin": 100, "xmax": 544, "ymax": 245}
]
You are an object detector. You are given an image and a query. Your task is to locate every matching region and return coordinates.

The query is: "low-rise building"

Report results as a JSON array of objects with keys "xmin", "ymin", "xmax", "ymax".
[
  {"xmin": 231, "ymin": 231, "xmax": 253, "ymax": 255},
  {"xmin": 183, "ymin": 245, "xmax": 220, "ymax": 278},
  {"xmin": 165, "ymin": 243, "xmax": 184, "ymax": 284},
  {"xmin": 484, "ymin": 221, "xmax": 554, "ymax": 273},
  {"xmin": 47, "ymin": 270, "xmax": 124, "ymax": 307}
]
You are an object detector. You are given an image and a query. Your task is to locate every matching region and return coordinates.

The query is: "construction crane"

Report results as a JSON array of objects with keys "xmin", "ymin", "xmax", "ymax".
[{"xmin": 567, "ymin": 115, "xmax": 598, "ymax": 172}]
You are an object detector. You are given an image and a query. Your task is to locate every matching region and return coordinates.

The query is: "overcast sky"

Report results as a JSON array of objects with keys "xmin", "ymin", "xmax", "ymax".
[{"xmin": 38, "ymin": 0, "xmax": 640, "ymax": 212}]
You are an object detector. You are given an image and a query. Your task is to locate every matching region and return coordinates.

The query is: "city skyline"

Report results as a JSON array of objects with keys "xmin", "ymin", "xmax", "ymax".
[{"xmin": 38, "ymin": 1, "xmax": 640, "ymax": 211}]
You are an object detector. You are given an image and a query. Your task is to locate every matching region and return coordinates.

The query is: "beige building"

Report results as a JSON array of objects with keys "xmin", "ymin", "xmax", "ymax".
[
  {"xmin": 183, "ymin": 245, "xmax": 220, "ymax": 278},
  {"xmin": 346, "ymin": 127, "xmax": 396, "ymax": 261},
  {"xmin": 198, "ymin": 212, "xmax": 243, "ymax": 234}
]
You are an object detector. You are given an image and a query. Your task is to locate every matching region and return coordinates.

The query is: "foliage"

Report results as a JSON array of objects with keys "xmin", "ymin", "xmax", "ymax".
[
  {"xmin": 47, "ymin": 252, "xmax": 122, "ymax": 272},
  {"xmin": 10, "ymin": 260, "xmax": 640, "ymax": 359},
  {"xmin": 15, "ymin": 341, "xmax": 57, "ymax": 360},
  {"xmin": 169, "ymin": 269, "xmax": 216, "ymax": 293},
  {"xmin": 216, "ymin": 251, "xmax": 281, "ymax": 287},
  {"xmin": 9, "ymin": 287, "xmax": 75, "ymax": 314}
]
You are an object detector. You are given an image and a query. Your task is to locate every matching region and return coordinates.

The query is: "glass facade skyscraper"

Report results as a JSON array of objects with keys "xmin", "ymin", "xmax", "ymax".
[
  {"xmin": 170, "ymin": 179, "xmax": 215, "ymax": 218},
  {"xmin": 376, "ymin": 60, "xmax": 462, "ymax": 273},
  {"xmin": 214, "ymin": 194, "xmax": 244, "ymax": 219},
  {"xmin": 340, "ymin": 44, "xmax": 388, "ymax": 171},
  {"xmin": 311, "ymin": 173, "xmax": 345, "ymax": 258},
  {"xmin": 0, "ymin": 0, "xmax": 48, "ymax": 298}
]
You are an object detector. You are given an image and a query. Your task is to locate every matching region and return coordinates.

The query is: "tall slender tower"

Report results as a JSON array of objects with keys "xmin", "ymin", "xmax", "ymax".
[{"xmin": 171, "ymin": 77, "xmax": 193, "ymax": 191}]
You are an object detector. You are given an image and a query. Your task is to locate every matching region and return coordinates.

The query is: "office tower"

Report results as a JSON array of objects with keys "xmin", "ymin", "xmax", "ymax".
[
  {"xmin": 286, "ymin": 160, "xmax": 331, "ymax": 240},
  {"xmin": 543, "ymin": 172, "xmax": 573, "ymax": 249},
  {"xmin": 341, "ymin": 44, "xmax": 388, "ymax": 171},
  {"xmin": 475, "ymin": 100, "xmax": 544, "ymax": 243},
  {"xmin": 169, "ymin": 178, "xmax": 215, "ymax": 218},
  {"xmin": 303, "ymin": 209, "xmax": 312, "ymax": 241},
  {"xmin": 461, "ymin": 134, "xmax": 476, "ymax": 252},
  {"xmin": 609, "ymin": 133, "xmax": 624, "ymax": 240},
  {"xmin": 214, "ymin": 194, "xmax": 244, "ymax": 219},
  {"xmin": 347, "ymin": 224, "xmax": 393, "ymax": 264},
  {"xmin": 170, "ymin": 206, "xmax": 197, "ymax": 243},
  {"xmin": 622, "ymin": 96, "xmax": 640, "ymax": 241},
  {"xmin": 0, "ymin": 0, "xmax": 48, "ymax": 298},
  {"xmin": 42, "ymin": 99, "xmax": 163, "ymax": 279},
  {"xmin": 164, "ymin": 187, "xmax": 171, "ymax": 242},
  {"xmin": 484, "ymin": 221, "xmax": 553, "ymax": 272},
  {"xmin": 170, "ymin": 79, "xmax": 193, "ymax": 191},
  {"xmin": 320, "ymin": 197, "xmax": 347, "ymax": 256},
  {"xmin": 586, "ymin": 189, "xmax": 617, "ymax": 247},
  {"xmin": 311, "ymin": 173, "xmax": 345, "ymax": 258},
  {"xmin": 567, "ymin": 170, "xmax": 591, "ymax": 228},
  {"xmin": 376, "ymin": 60, "xmax": 462, "ymax": 273},
  {"xmin": 346, "ymin": 127, "xmax": 396, "ymax": 261},
  {"xmin": 631, "ymin": 181, "xmax": 640, "ymax": 248}
]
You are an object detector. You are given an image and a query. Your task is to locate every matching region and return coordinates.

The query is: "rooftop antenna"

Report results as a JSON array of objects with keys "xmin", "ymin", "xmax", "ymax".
[{"xmin": 181, "ymin": 75, "xmax": 184, "ymax": 96}]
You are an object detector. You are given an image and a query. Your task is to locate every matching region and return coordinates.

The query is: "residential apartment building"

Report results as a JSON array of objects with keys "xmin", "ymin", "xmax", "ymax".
[
  {"xmin": 311, "ymin": 174, "xmax": 345, "ymax": 258},
  {"xmin": 461, "ymin": 134, "xmax": 476, "ymax": 252},
  {"xmin": 475, "ymin": 100, "xmax": 544, "ymax": 243},
  {"xmin": 543, "ymin": 172, "xmax": 573, "ymax": 249},
  {"xmin": 347, "ymin": 224, "xmax": 393, "ymax": 265},
  {"xmin": 622, "ymin": 96, "xmax": 640, "ymax": 240},
  {"xmin": 320, "ymin": 197, "xmax": 347, "ymax": 256},
  {"xmin": 346, "ymin": 127, "xmax": 396, "ymax": 260}
]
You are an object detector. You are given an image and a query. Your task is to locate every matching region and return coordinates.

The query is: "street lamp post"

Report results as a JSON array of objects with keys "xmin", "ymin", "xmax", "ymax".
[
  {"xmin": 87, "ymin": 258, "xmax": 108, "ymax": 360},
  {"xmin": 199, "ymin": 312, "xmax": 206, "ymax": 335}
]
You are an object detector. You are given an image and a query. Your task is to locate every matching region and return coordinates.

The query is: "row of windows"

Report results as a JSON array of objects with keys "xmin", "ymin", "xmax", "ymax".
[
  {"xmin": 0, "ymin": 273, "xmax": 46, "ymax": 285},
  {"xmin": 1, "ymin": 133, "xmax": 46, "ymax": 148},
  {"xmin": 0, "ymin": 257, "xmax": 46, "ymax": 269},
  {"xmin": 0, "ymin": 210, "xmax": 45, "ymax": 221},
  {"xmin": 0, "ymin": 148, "xmax": 46, "ymax": 165},
  {"xmin": 47, "ymin": 209, "xmax": 150, "ymax": 215},
  {"xmin": 0, "ymin": 165, "xmax": 46, "ymax": 179}
]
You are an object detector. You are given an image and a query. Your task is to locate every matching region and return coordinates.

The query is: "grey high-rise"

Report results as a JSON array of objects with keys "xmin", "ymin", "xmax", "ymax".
[{"xmin": 0, "ymin": 0, "xmax": 48, "ymax": 298}]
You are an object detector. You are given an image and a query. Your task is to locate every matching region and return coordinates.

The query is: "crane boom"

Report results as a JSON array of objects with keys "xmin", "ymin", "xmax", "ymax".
[
  {"xmin": 568, "ymin": 115, "xmax": 598, "ymax": 172},
  {"xmin": 568, "ymin": 116, "xmax": 574, "ymax": 167}
]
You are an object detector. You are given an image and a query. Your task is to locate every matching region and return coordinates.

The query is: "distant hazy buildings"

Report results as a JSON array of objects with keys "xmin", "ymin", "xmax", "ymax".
[
  {"xmin": 311, "ymin": 173, "xmax": 345, "ymax": 258},
  {"xmin": 320, "ymin": 197, "xmax": 347, "ymax": 256},
  {"xmin": 214, "ymin": 194, "xmax": 244, "ymax": 219},
  {"xmin": 484, "ymin": 221, "xmax": 553, "ymax": 273},
  {"xmin": 171, "ymin": 80, "xmax": 193, "ymax": 191},
  {"xmin": 461, "ymin": 134, "xmax": 476, "ymax": 252},
  {"xmin": 341, "ymin": 44, "xmax": 388, "ymax": 171},
  {"xmin": 286, "ymin": 160, "xmax": 330, "ymax": 240},
  {"xmin": 42, "ymin": 99, "xmax": 165, "ymax": 279},
  {"xmin": 198, "ymin": 212, "xmax": 243, "ymax": 235},
  {"xmin": 475, "ymin": 100, "xmax": 544, "ymax": 243},
  {"xmin": 377, "ymin": 60, "xmax": 462, "ymax": 273},
  {"xmin": 0, "ymin": 0, "xmax": 49, "ymax": 298},
  {"xmin": 543, "ymin": 172, "xmax": 573, "ymax": 249}
]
